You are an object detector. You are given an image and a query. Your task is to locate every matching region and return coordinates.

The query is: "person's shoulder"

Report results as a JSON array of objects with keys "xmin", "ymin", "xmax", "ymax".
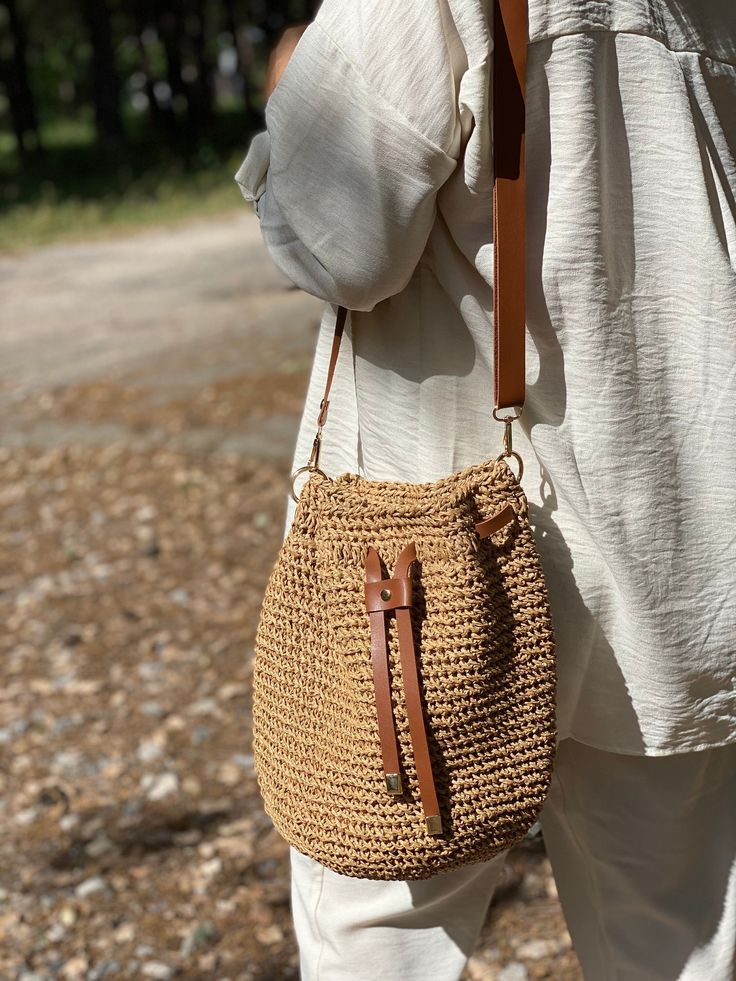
[
  {"xmin": 315, "ymin": 0, "xmax": 458, "ymax": 57},
  {"xmin": 312, "ymin": 0, "xmax": 465, "ymax": 148}
]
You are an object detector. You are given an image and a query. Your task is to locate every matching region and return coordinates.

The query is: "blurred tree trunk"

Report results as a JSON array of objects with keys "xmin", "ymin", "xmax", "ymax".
[
  {"xmin": 255, "ymin": 0, "xmax": 289, "ymax": 46},
  {"xmin": 186, "ymin": 0, "xmax": 215, "ymax": 133},
  {"xmin": 130, "ymin": 0, "xmax": 173, "ymax": 139},
  {"xmin": 0, "ymin": 0, "xmax": 41, "ymax": 157},
  {"xmin": 81, "ymin": 0, "xmax": 124, "ymax": 145},
  {"xmin": 222, "ymin": 0, "xmax": 255, "ymax": 120},
  {"xmin": 157, "ymin": 5, "xmax": 190, "ymax": 120},
  {"xmin": 136, "ymin": 35, "xmax": 162, "ymax": 124}
]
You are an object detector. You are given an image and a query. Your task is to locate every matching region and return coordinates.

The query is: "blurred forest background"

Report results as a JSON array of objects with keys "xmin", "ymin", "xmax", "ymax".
[{"xmin": 0, "ymin": 0, "xmax": 319, "ymax": 250}]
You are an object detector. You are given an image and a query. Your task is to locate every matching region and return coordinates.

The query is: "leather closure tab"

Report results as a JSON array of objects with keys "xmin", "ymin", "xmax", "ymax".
[
  {"xmin": 475, "ymin": 503, "xmax": 516, "ymax": 541},
  {"xmin": 395, "ymin": 602, "xmax": 442, "ymax": 836},
  {"xmin": 364, "ymin": 543, "xmax": 443, "ymax": 837},
  {"xmin": 365, "ymin": 577, "xmax": 413, "ymax": 613}
]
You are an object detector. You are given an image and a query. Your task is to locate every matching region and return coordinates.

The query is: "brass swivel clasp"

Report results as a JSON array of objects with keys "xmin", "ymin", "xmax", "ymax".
[
  {"xmin": 493, "ymin": 405, "xmax": 524, "ymax": 482},
  {"xmin": 308, "ymin": 427, "xmax": 323, "ymax": 471},
  {"xmin": 290, "ymin": 400, "xmax": 330, "ymax": 503}
]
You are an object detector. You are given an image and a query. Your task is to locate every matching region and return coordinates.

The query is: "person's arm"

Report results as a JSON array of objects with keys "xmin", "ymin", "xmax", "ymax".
[
  {"xmin": 235, "ymin": 0, "xmax": 464, "ymax": 313},
  {"xmin": 264, "ymin": 25, "xmax": 309, "ymax": 99}
]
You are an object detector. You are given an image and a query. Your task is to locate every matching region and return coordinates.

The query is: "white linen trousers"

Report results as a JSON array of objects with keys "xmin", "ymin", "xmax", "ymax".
[
  {"xmin": 236, "ymin": 0, "xmax": 736, "ymax": 976},
  {"xmin": 291, "ymin": 740, "xmax": 736, "ymax": 981}
]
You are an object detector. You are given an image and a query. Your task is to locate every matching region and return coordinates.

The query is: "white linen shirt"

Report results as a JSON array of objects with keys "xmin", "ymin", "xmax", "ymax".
[{"xmin": 236, "ymin": 0, "xmax": 736, "ymax": 756}]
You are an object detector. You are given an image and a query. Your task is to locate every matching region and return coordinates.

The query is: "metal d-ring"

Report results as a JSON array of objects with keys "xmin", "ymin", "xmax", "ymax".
[
  {"xmin": 496, "ymin": 450, "xmax": 524, "ymax": 483},
  {"xmin": 492, "ymin": 405, "xmax": 523, "ymax": 423},
  {"xmin": 290, "ymin": 465, "xmax": 327, "ymax": 504}
]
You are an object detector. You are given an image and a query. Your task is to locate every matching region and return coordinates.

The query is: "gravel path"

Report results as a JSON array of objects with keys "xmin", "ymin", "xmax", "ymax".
[{"xmin": 0, "ymin": 212, "xmax": 322, "ymax": 458}]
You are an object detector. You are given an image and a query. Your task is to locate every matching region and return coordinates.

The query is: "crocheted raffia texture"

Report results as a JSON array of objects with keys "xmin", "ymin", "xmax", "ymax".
[{"xmin": 253, "ymin": 457, "xmax": 557, "ymax": 880}]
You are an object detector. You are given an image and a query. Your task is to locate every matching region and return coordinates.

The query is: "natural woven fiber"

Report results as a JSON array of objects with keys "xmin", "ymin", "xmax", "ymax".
[{"xmin": 253, "ymin": 456, "xmax": 556, "ymax": 880}]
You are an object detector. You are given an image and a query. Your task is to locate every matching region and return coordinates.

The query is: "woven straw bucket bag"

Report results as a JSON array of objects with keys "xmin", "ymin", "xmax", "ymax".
[{"xmin": 252, "ymin": 0, "xmax": 557, "ymax": 881}]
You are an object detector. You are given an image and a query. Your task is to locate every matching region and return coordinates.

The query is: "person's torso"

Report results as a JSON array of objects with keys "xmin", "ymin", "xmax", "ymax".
[{"xmin": 289, "ymin": 0, "xmax": 736, "ymax": 754}]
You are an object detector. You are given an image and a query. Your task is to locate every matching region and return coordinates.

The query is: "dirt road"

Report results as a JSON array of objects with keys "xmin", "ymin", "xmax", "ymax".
[{"xmin": 0, "ymin": 212, "xmax": 322, "ymax": 459}]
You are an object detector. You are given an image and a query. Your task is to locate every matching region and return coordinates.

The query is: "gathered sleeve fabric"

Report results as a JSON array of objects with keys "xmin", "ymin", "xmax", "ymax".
[{"xmin": 234, "ymin": 0, "xmax": 466, "ymax": 312}]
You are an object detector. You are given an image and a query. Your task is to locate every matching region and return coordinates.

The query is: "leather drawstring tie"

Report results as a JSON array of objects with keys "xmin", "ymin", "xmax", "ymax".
[
  {"xmin": 364, "ymin": 543, "xmax": 443, "ymax": 836},
  {"xmin": 363, "ymin": 507, "xmax": 517, "ymax": 837}
]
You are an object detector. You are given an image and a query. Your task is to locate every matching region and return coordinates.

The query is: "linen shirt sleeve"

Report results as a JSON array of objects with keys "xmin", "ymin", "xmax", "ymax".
[{"xmin": 234, "ymin": 0, "xmax": 463, "ymax": 312}]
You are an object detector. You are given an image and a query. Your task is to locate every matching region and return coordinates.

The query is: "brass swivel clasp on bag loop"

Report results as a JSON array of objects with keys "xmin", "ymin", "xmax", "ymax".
[
  {"xmin": 290, "ymin": 399, "xmax": 332, "ymax": 503},
  {"xmin": 493, "ymin": 405, "xmax": 525, "ymax": 482},
  {"xmin": 290, "ymin": 431, "xmax": 328, "ymax": 503},
  {"xmin": 309, "ymin": 428, "xmax": 323, "ymax": 471}
]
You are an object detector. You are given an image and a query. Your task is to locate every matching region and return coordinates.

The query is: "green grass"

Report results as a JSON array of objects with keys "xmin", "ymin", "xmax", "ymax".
[
  {"xmin": 0, "ymin": 111, "xmax": 259, "ymax": 252},
  {"xmin": 0, "ymin": 165, "xmax": 245, "ymax": 251}
]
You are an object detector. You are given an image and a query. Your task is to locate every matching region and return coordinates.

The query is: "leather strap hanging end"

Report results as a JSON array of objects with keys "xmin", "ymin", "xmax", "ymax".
[
  {"xmin": 365, "ymin": 547, "xmax": 403, "ymax": 794},
  {"xmin": 393, "ymin": 544, "xmax": 443, "ymax": 836}
]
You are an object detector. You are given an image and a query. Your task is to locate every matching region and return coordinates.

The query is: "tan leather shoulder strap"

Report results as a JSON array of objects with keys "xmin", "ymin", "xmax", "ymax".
[
  {"xmin": 493, "ymin": 0, "xmax": 527, "ymax": 411},
  {"xmin": 314, "ymin": 0, "xmax": 528, "ymax": 434},
  {"xmin": 315, "ymin": 305, "xmax": 347, "ymax": 429}
]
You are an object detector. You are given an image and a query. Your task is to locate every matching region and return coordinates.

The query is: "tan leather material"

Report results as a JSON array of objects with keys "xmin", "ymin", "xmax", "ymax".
[
  {"xmin": 365, "ymin": 547, "xmax": 402, "ymax": 785},
  {"xmin": 493, "ymin": 0, "xmax": 527, "ymax": 411},
  {"xmin": 316, "ymin": 305, "xmax": 348, "ymax": 428},
  {"xmin": 364, "ymin": 544, "xmax": 443, "ymax": 835},
  {"xmin": 395, "ymin": 607, "xmax": 443, "ymax": 835},
  {"xmin": 393, "ymin": 544, "xmax": 442, "ymax": 833},
  {"xmin": 393, "ymin": 543, "xmax": 417, "ymax": 579},
  {"xmin": 475, "ymin": 503, "xmax": 516, "ymax": 540},
  {"xmin": 365, "ymin": 576, "xmax": 413, "ymax": 613},
  {"xmin": 363, "ymin": 544, "xmax": 442, "ymax": 832}
]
